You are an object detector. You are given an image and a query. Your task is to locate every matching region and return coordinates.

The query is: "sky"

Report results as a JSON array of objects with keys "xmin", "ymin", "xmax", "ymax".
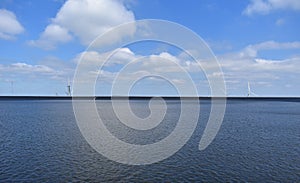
[{"xmin": 0, "ymin": 0, "xmax": 300, "ymax": 96}]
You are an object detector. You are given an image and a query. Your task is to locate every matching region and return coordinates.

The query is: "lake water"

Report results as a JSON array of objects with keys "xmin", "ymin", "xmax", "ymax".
[{"xmin": 0, "ymin": 99, "xmax": 299, "ymax": 182}]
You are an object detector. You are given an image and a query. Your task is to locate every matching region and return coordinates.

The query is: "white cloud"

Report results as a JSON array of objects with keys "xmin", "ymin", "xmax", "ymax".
[
  {"xmin": 239, "ymin": 41, "xmax": 300, "ymax": 58},
  {"xmin": 0, "ymin": 61, "xmax": 75, "ymax": 95},
  {"xmin": 0, "ymin": 9, "xmax": 24, "ymax": 40},
  {"xmin": 243, "ymin": 0, "xmax": 300, "ymax": 16},
  {"xmin": 82, "ymin": 42, "xmax": 300, "ymax": 77},
  {"xmin": 218, "ymin": 41, "xmax": 300, "ymax": 85},
  {"xmin": 0, "ymin": 62, "xmax": 71, "ymax": 82},
  {"xmin": 254, "ymin": 40, "xmax": 300, "ymax": 50},
  {"xmin": 221, "ymin": 52, "xmax": 300, "ymax": 74},
  {"xmin": 253, "ymin": 57, "xmax": 300, "ymax": 72},
  {"xmin": 74, "ymin": 48, "xmax": 197, "ymax": 87},
  {"xmin": 30, "ymin": 0, "xmax": 135, "ymax": 49},
  {"xmin": 0, "ymin": 62, "xmax": 61, "ymax": 75},
  {"xmin": 72, "ymin": 40, "xmax": 300, "ymax": 96},
  {"xmin": 28, "ymin": 24, "xmax": 72, "ymax": 50},
  {"xmin": 75, "ymin": 47, "xmax": 136, "ymax": 67},
  {"xmin": 205, "ymin": 40, "xmax": 300, "ymax": 96}
]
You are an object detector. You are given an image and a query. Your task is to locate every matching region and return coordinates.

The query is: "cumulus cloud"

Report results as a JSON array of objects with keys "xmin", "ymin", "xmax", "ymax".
[
  {"xmin": 75, "ymin": 47, "xmax": 136, "ymax": 67},
  {"xmin": 28, "ymin": 24, "xmax": 72, "ymax": 50},
  {"xmin": 253, "ymin": 57, "xmax": 300, "ymax": 72},
  {"xmin": 218, "ymin": 41, "xmax": 300, "ymax": 88},
  {"xmin": 0, "ymin": 62, "xmax": 63, "ymax": 75},
  {"xmin": 0, "ymin": 61, "xmax": 76, "ymax": 95},
  {"xmin": 0, "ymin": 9, "xmax": 24, "ymax": 40},
  {"xmin": 222, "ymin": 43, "xmax": 300, "ymax": 72},
  {"xmin": 243, "ymin": 0, "xmax": 300, "ymax": 16},
  {"xmin": 0, "ymin": 61, "xmax": 74, "ymax": 83},
  {"xmin": 239, "ymin": 41, "xmax": 300, "ymax": 58},
  {"xmin": 72, "ymin": 40, "xmax": 300, "ymax": 96},
  {"xmin": 29, "ymin": 0, "xmax": 135, "ymax": 49},
  {"xmin": 73, "ymin": 48, "xmax": 191, "ymax": 87},
  {"xmin": 82, "ymin": 41, "xmax": 300, "ymax": 76}
]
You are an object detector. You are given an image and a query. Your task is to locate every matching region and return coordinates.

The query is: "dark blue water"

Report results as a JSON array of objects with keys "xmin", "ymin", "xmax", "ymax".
[{"xmin": 0, "ymin": 99, "xmax": 299, "ymax": 182}]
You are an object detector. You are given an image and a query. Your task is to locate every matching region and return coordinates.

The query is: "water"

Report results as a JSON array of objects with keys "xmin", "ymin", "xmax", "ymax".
[{"xmin": 0, "ymin": 99, "xmax": 299, "ymax": 182}]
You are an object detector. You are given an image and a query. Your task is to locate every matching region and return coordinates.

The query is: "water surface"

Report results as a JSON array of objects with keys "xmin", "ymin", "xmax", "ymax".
[{"xmin": 0, "ymin": 99, "xmax": 299, "ymax": 182}]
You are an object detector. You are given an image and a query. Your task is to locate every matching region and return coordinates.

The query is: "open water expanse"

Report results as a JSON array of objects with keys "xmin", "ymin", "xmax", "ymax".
[{"xmin": 0, "ymin": 98, "xmax": 299, "ymax": 182}]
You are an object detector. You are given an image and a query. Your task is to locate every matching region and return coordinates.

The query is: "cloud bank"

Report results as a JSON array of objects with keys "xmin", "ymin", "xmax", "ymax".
[{"xmin": 3, "ymin": 40, "xmax": 300, "ymax": 96}]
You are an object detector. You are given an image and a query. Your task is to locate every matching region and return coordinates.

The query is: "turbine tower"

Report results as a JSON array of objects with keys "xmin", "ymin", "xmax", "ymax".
[
  {"xmin": 66, "ymin": 79, "xmax": 72, "ymax": 96},
  {"xmin": 247, "ymin": 81, "xmax": 257, "ymax": 97},
  {"xmin": 247, "ymin": 81, "xmax": 251, "ymax": 97}
]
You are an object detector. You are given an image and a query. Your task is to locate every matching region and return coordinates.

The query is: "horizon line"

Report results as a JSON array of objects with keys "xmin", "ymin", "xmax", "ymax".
[{"xmin": 1, "ymin": 96, "xmax": 300, "ymax": 99}]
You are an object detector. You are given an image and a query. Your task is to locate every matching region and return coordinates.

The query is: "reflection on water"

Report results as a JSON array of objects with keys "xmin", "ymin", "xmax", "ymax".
[{"xmin": 0, "ymin": 99, "xmax": 299, "ymax": 182}]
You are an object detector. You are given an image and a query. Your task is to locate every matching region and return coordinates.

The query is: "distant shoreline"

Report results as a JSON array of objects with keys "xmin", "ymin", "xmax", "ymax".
[{"xmin": 0, "ymin": 96, "xmax": 300, "ymax": 102}]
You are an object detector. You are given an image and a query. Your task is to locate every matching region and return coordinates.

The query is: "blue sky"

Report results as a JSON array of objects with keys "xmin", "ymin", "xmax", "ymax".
[{"xmin": 0, "ymin": 0, "xmax": 300, "ymax": 96}]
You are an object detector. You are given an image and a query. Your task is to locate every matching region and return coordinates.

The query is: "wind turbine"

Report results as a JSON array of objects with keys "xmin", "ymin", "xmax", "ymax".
[
  {"xmin": 247, "ymin": 81, "xmax": 257, "ymax": 97},
  {"xmin": 66, "ymin": 79, "xmax": 72, "ymax": 96},
  {"xmin": 247, "ymin": 81, "xmax": 251, "ymax": 97}
]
